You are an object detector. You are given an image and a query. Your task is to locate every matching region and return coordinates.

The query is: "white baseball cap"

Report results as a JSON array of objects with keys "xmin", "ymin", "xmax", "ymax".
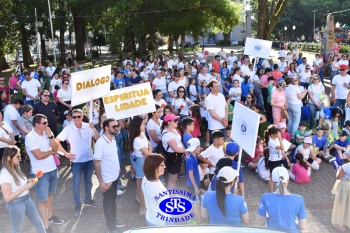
[
  {"xmin": 272, "ymin": 167, "xmax": 289, "ymax": 183},
  {"xmin": 186, "ymin": 138, "xmax": 200, "ymax": 152},
  {"xmin": 303, "ymin": 136, "xmax": 312, "ymax": 144},
  {"xmin": 217, "ymin": 167, "xmax": 238, "ymax": 183}
]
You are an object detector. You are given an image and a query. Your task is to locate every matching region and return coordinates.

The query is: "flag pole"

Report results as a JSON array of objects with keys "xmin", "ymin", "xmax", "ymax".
[{"xmin": 234, "ymin": 148, "xmax": 243, "ymax": 192}]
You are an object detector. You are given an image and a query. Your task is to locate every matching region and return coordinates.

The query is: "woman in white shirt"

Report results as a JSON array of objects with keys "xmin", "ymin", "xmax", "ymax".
[
  {"xmin": 287, "ymin": 63, "xmax": 299, "ymax": 79},
  {"xmin": 161, "ymin": 114, "xmax": 187, "ymax": 190},
  {"xmin": 142, "ymin": 154, "xmax": 171, "ymax": 226},
  {"xmin": 146, "ymin": 105, "xmax": 163, "ymax": 149},
  {"xmin": 313, "ymin": 54, "xmax": 324, "ymax": 84},
  {"xmin": 153, "ymin": 89, "xmax": 167, "ymax": 115},
  {"xmin": 171, "ymin": 86, "xmax": 193, "ymax": 119},
  {"xmin": 152, "ymin": 71, "xmax": 167, "ymax": 101},
  {"xmin": 331, "ymin": 56, "xmax": 339, "ymax": 82},
  {"xmin": 0, "ymin": 111, "xmax": 14, "ymax": 160},
  {"xmin": 308, "ymin": 74, "xmax": 325, "ymax": 130},
  {"xmin": 0, "ymin": 146, "xmax": 45, "ymax": 233},
  {"xmin": 57, "ymin": 80, "xmax": 72, "ymax": 124},
  {"xmin": 299, "ymin": 65, "xmax": 312, "ymax": 89},
  {"xmin": 140, "ymin": 65, "xmax": 149, "ymax": 82},
  {"xmin": 129, "ymin": 116, "xmax": 153, "ymax": 215}
]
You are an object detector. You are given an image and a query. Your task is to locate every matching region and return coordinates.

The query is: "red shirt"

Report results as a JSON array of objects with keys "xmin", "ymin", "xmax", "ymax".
[
  {"xmin": 191, "ymin": 117, "xmax": 201, "ymax": 138},
  {"xmin": 0, "ymin": 86, "xmax": 11, "ymax": 104},
  {"xmin": 212, "ymin": 61, "xmax": 221, "ymax": 73},
  {"xmin": 271, "ymin": 71, "xmax": 283, "ymax": 82}
]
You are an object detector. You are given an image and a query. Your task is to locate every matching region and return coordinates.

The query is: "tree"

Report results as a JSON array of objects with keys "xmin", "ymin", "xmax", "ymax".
[
  {"xmin": 0, "ymin": 0, "xmax": 16, "ymax": 70},
  {"xmin": 256, "ymin": 0, "xmax": 289, "ymax": 40}
]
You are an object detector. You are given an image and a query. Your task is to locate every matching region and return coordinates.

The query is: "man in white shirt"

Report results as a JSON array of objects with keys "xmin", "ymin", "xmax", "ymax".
[
  {"xmin": 55, "ymin": 109, "xmax": 100, "ymax": 216},
  {"xmin": 178, "ymin": 58, "xmax": 188, "ymax": 69},
  {"xmin": 218, "ymin": 47, "xmax": 226, "ymax": 58},
  {"xmin": 338, "ymin": 54, "xmax": 349, "ymax": 68},
  {"xmin": 227, "ymin": 51, "xmax": 238, "ymax": 67},
  {"xmin": 49, "ymin": 73, "xmax": 62, "ymax": 95},
  {"xmin": 21, "ymin": 72, "xmax": 42, "ymax": 106},
  {"xmin": 262, "ymin": 58, "xmax": 270, "ymax": 69},
  {"xmin": 93, "ymin": 118, "xmax": 124, "ymax": 232},
  {"xmin": 297, "ymin": 57, "xmax": 312, "ymax": 73},
  {"xmin": 166, "ymin": 55, "xmax": 176, "ymax": 70},
  {"xmin": 3, "ymin": 98, "xmax": 23, "ymax": 147},
  {"xmin": 25, "ymin": 114, "xmax": 63, "ymax": 232},
  {"xmin": 205, "ymin": 80, "xmax": 228, "ymax": 143},
  {"xmin": 240, "ymin": 59, "xmax": 250, "ymax": 77},
  {"xmin": 331, "ymin": 65, "xmax": 350, "ymax": 108},
  {"xmin": 277, "ymin": 57, "xmax": 288, "ymax": 73},
  {"xmin": 45, "ymin": 61, "xmax": 56, "ymax": 79},
  {"xmin": 198, "ymin": 48, "xmax": 208, "ymax": 66},
  {"xmin": 190, "ymin": 54, "xmax": 200, "ymax": 66}
]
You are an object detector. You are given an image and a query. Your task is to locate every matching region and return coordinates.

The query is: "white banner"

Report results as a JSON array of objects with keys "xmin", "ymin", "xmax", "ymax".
[
  {"xmin": 103, "ymin": 83, "xmax": 156, "ymax": 120},
  {"xmin": 230, "ymin": 102, "xmax": 260, "ymax": 157},
  {"xmin": 244, "ymin": 38, "xmax": 272, "ymax": 59},
  {"xmin": 71, "ymin": 65, "xmax": 111, "ymax": 106}
]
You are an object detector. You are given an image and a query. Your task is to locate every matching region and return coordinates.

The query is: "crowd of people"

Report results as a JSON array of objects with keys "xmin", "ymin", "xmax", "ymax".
[{"xmin": 0, "ymin": 46, "xmax": 350, "ymax": 233}]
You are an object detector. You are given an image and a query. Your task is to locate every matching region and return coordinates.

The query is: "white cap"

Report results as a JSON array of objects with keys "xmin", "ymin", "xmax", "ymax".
[
  {"xmin": 217, "ymin": 167, "xmax": 238, "ymax": 183},
  {"xmin": 303, "ymin": 137, "xmax": 312, "ymax": 144},
  {"xmin": 186, "ymin": 138, "xmax": 200, "ymax": 152},
  {"xmin": 272, "ymin": 167, "xmax": 289, "ymax": 183}
]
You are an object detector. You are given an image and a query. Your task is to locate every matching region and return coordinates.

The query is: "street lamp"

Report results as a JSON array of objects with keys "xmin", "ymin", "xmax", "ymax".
[
  {"xmin": 284, "ymin": 26, "xmax": 287, "ymax": 41},
  {"xmin": 335, "ymin": 22, "xmax": 340, "ymax": 44},
  {"xmin": 293, "ymin": 25, "xmax": 296, "ymax": 42}
]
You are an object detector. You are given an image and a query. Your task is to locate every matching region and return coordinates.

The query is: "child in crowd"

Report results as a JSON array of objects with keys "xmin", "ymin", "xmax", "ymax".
[
  {"xmin": 160, "ymin": 104, "xmax": 172, "ymax": 120},
  {"xmin": 53, "ymin": 85, "xmax": 60, "ymax": 104},
  {"xmin": 289, "ymin": 153, "xmax": 311, "ymax": 184},
  {"xmin": 312, "ymin": 126, "xmax": 332, "ymax": 160},
  {"xmin": 189, "ymin": 105, "xmax": 202, "ymax": 138},
  {"xmin": 200, "ymin": 81, "xmax": 210, "ymax": 96},
  {"xmin": 228, "ymin": 79, "xmax": 241, "ymax": 105},
  {"xmin": 225, "ymin": 142, "xmax": 245, "ymax": 197},
  {"xmin": 63, "ymin": 111, "xmax": 73, "ymax": 128},
  {"xmin": 278, "ymin": 122, "xmax": 296, "ymax": 151},
  {"xmin": 223, "ymin": 77, "xmax": 232, "ymax": 98},
  {"xmin": 248, "ymin": 137, "xmax": 264, "ymax": 170},
  {"xmin": 9, "ymin": 73, "xmax": 18, "ymax": 97},
  {"xmin": 296, "ymin": 137, "xmax": 321, "ymax": 170},
  {"xmin": 223, "ymin": 126, "xmax": 233, "ymax": 150},
  {"xmin": 185, "ymin": 138, "xmax": 202, "ymax": 224},
  {"xmin": 342, "ymin": 120, "xmax": 350, "ymax": 143},
  {"xmin": 199, "ymin": 161, "xmax": 210, "ymax": 194},
  {"xmin": 330, "ymin": 130, "xmax": 350, "ymax": 170},
  {"xmin": 182, "ymin": 118, "xmax": 194, "ymax": 149},
  {"xmin": 189, "ymin": 78, "xmax": 198, "ymax": 103},
  {"xmin": 198, "ymin": 130, "xmax": 225, "ymax": 181},
  {"xmin": 257, "ymin": 147, "xmax": 270, "ymax": 181},
  {"xmin": 294, "ymin": 121, "xmax": 312, "ymax": 145}
]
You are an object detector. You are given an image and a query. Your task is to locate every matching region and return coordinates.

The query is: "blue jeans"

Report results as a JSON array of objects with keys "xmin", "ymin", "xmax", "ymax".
[
  {"xmin": 254, "ymin": 86, "xmax": 264, "ymax": 108},
  {"xmin": 209, "ymin": 128, "xmax": 226, "ymax": 144},
  {"xmin": 308, "ymin": 103, "xmax": 324, "ymax": 130},
  {"xmin": 71, "ymin": 160, "xmax": 94, "ymax": 206},
  {"xmin": 6, "ymin": 194, "xmax": 46, "ymax": 233},
  {"xmin": 24, "ymin": 100, "xmax": 35, "ymax": 107},
  {"xmin": 33, "ymin": 169, "xmax": 58, "ymax": 201},
  {"xmin": 287, "ymin": 103, "xmax": 302, "ymax": 136},
  {"xmin": 162, "ymin": 92, "xmax": 168, "ymax": 102},
  {"xmin": 115, "ymin": 132, "xmax": 123, "ymax": 187}
]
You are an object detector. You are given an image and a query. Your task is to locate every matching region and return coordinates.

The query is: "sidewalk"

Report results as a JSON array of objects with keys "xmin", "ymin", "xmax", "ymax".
[{"xmin": 0, "ymin": 151, "xmax": 346, "ymax": 233}]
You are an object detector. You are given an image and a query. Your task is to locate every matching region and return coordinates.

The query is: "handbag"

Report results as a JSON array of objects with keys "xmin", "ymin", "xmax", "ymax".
[
  {"xmin": 282, "ymin": 110, "xmax": 289, "ymax": 120},
  {"xmin": 302, "ymin": 106, "xmax": 310, "ymax": 121},
  {"xmin": 53, "ymin": 154, "xmax": 61, "ymax": 167}
]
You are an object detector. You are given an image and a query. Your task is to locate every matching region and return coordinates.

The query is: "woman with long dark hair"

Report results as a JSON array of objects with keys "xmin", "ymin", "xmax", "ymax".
[
  {"xmin": 171, "ymin": 86, "xmax": 193, "ymax": 119},
  {"xmin": 201, "ymin": 166, "xmax": 249, "ymax": 225},
  {"xmin": 129, "ymin": 116, "xmax": 153, "ymax": 215},
  {"xmin": 147, "ymin": 105, "xmax": 163, "ymax": 150},
  {"xmin": 0, "ymin": 146, "xmax": 45, "ymax": 233}
]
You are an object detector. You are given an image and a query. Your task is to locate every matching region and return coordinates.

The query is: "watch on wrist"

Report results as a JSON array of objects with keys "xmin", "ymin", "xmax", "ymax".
[{"xmin": 47, "ymin": 136, "xmax": 54, "ymax": 139}]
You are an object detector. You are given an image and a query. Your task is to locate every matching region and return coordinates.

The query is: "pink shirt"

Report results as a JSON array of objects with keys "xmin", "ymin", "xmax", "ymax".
[
  {"xmin": 191, "ymin": 117, "xmax": 201, "ymax": 138},
  {"xmin": 9, "ymin": 77, "xmax": 18, "ymax": 89},
  {"xmin": 292, "ymin": 163, "xmax": 311, "ymax": 184},
  {"xmin": 281, "ymin": 132, "xmax": 291, "ymax": 141},
  {"xmin": 271, "ymin": 90, "xmax": 286, "ymax": 108},
  {"xmin": 261, "ymin": 75, "xmax": 268, "ymax": 87}
]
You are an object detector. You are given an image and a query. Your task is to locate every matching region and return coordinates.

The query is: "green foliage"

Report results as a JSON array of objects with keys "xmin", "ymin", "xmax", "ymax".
[{"xmin": 340, "ymin": 46, "xmax": 350, "ymax": 54}]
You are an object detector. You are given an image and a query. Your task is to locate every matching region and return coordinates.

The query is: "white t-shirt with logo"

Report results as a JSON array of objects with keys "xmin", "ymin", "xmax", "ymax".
[{"xmin": 268, "ymin": 138, "xmax": 282, "ymax": 161}]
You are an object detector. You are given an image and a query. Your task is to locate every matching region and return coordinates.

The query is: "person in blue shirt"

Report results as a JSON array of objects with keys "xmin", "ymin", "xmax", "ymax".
[
  {"xmin": 223, "ymin": 78, "xmax": 232, "ymax": 98},
  {"xmin": 209, "ymin": 158, "xmax": 232, "ymax": 192},
  {"xmin": 113, "ymin": 71, "xmax": 125, "ymax": 89},
  {"xmin": 330, "ymin": 130, "xmax": 349, "ymax": 170},
  {"xmin": 318, "ymin": 106, "xmax": 343, "ymax": 139},
  {"xmin": 225, "ymin": 142, "xmax": 245, "ymax": 197},
  {"xmin": 312, "ymin": 126, "xmax": 332, "ymax": 160},
  {"xmin": 202, "ymin": 166, "xmax": 249, "ymax": 226},
  {"xmin": 185, "ymin": 138, "xmax": 202, "ymax": 224},
  {"xmin": 240, "ymin": 75, "xmax": 253, "ymax": 102},
  {"xmin": 182, "ymin": 118, "xmax": 194, "ymax": 149},
  {"xmin": 258, "ymin": 167, "xmax": 307, "ymax": 233},
  {"xmin": 129, "ymin": 69, "xmax": 143, "ymax": 85}
]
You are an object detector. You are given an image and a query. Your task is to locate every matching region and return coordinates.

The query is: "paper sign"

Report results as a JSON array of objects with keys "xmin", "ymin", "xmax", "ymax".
[
  {"xmin": 230, "ymin": 102, "xmax": 260, "ymax": 157},
  {"xmin": 103, "ymin": 83, "xmax": 156, "ymax": 120},
  {"xmin": 244, "ymin": 38, "xmax": 272, "ymax": 59},
  {"xmin": 282, "ymin": 139, "xmax": 292, "ymax": 152},
  {"xmin": 71, "ymin": 65, "xmax": 111, "ymax": 106}
]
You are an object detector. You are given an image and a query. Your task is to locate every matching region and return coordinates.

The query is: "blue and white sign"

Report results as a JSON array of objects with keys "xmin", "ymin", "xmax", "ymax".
[
  {"xmin": 244, "ymin": 38, "xmax": 272, "ymax": 59},
  {"xmin": 230, "ymin": 102, "xmax": 260, "ymax": 157}
]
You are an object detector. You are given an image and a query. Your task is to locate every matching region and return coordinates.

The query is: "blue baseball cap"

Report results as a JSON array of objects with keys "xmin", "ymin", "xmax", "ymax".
[{"xmin": 226, "ymin": 142, "xmax": 240, "ymax": 156}]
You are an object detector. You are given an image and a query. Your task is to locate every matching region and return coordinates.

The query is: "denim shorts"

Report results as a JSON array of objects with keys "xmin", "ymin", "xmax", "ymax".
[
  {"xmin": 130, "ymin": 154, "xmax": 145, "ymax": 178},
  {"xmin": 32, "ymin": 169, "xmax": 58, "ymax": 201}
]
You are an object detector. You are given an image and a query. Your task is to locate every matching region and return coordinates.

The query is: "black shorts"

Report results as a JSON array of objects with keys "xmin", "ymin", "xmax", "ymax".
[
  {"xmin": 268, "ymin": 160, "xmax": 281, "ymax": 173},
  {"xmin": 201, "ymin": 117, "xmax": 208, "ymax": 131},
  {"xmin": 307, "ymin": 158, "xmax": 314, "ymax": 164},
  {"xmin": 164, "ymin": 152, "xmax": 183, "ymax": 174}
]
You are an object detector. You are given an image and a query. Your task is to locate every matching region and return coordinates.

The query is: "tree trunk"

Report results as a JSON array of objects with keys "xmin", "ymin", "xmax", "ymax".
[
  {"xmin": 130, "ymin": 31, "xmax": 137, "ymax": 57},
  {"xmin": 20, "ymin": 24, "xmax": 33, "ymax": 68},
  {"xmin": 168, "ymin": 36, "xmax": 174, "ymax": 53},
  {"xmin": 179, "ymin": 34, "xmax": 185, "ymax": 60},
  {"xmin": 59, "ymin": 28, "xmax": 66, "ymax": 65},
  {"xmin": 72, "ymin": 9, "xmax": 86, "ymax": 61},
  {"xmin": 223, "ymin": 31, "xmax": 231, "ymax": 41},
  {"xmin": 41, "ymin": 35, "xmax": 48, "ymax": 66},
  {"xmin": 257, "ymin": 0, "xmax": 268, "ymax": 39},
  {"xmin": 174, "ymin": 37, "xmax": 179, "ymax": 53},
  {"xmin": 0, "ymin": 54, "xmax": 9, "ymax": 71}
]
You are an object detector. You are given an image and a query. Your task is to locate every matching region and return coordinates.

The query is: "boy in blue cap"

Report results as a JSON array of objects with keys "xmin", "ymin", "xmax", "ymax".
[{"xmin": 225, "ymin": 142, "xmax": 245, "ymax": 198}]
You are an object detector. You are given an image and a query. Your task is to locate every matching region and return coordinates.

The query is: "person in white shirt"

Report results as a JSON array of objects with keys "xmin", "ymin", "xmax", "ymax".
[
  {"xmin": 227, "ymin": 51, "xmax": 238, "ymax": 67},
  {"xmin": 228, "ymin": 79, "xmax": 242, "ymax": 104},
  {"xmin": 285, "ymin": 52, "xmax": 293, "ymax": 65},
  {"xmin": 21, "ymin": 72, "xmax": 42, "ymax": 107},
  {"xmin": 190, "ymin": 55, "xmax": 200, "ymax": 67},
  {"xmin": 167, "ymin": 75, "xmax": 182, "ymax": 103},
  {"xmin": 178, "ymin": 58, "xmax": 188, "ymax": 69},
  {"xmin": 338, "ymin": 54, "xmax": 349, "ymax": 68},
  {"xmin": 313, "ymin": 54, "xmax": 324, "ymax": 84},
  {"xmin": 55, "ymin": 109, "xmax": 100, "ymax": 216},
  {"xmin": 25, "ymin": 114, "xmax": 63, "ymax": 231},
  {"xmin": 279, "ymin": 46, "xmax": 286, "ymax": 58},
  {"xmin": 240, "ymin": 59, "xmax": 250, "ymax": 77},
  {"xmin": 331, "ymin": 65, "xmax": 350, "ymax": 107},
  {"xmin": 45, "ymin": 62, "xmax": 56, "ymax": 79},
  {"xmin": 262, "ymin": 58, "xmax": 270, "ymax": 69},
  {"xmin": 198, "ymin": 48, "xmax": 208, "ymax": 66},
  {"xmin": 205, "ymin": 80, "xmax": 228, "ymax": 143},
  {"xmin": 297, "ymin": 57, "xmax": 312, "ymax": 73},
  {"xmin": 218, "ymin": 47, "xmax": 226, "ymax": 58},
  {"xmin": 93, "ymin": 118, "xmax": 124, "ymax": 232},
  {"xmin": 292, "ymin": 46, "xmax": 299, "ymax": 56},
  {"xmin": 140, "ymin": 65, "xmax": 149, "ymax": 82},
  {"xmin": 277, "ymin": 57, "xmax": 288, "ymax": 73},
  {"xmin": 165, "ymin": 55, "xmax": 176, "ymax": 70},
  {"xmin": 299, "ymin": 65, "xmax": 312, "ymax": 87},
  {"xmin": 3, "ymin": 98, "xmax": 23, "ymax": 147},
  {"xmin": 49, "ymin": 73, "xmax": 62, "ymax": 95}
]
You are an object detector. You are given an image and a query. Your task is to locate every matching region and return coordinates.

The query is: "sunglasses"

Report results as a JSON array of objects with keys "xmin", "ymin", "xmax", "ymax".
[
  {"xmin": 178, "ymin": 90, "xmax": 185, "ymax": 93},
  {"xmin": 306, "ymin": 68, "xmax": 310, "ymax": 69},
  {"xmin": 64, "ymin": 82, "xmax": 69, "ymax": 84},
  {"xmin": 72, "ymin": 115, "xmax": 82, "ymax": 119},
  {"xmin": 39, "ymin": 121, "xmax": 48, "ymax": 125},
  {"xmin": 110, "ymin": 125, "xmax": 118, "ymax": 129},
  {"xmin": 43, "ymin": 95, "xmax": 50, "ymax": 97},
  {"xmin": 340, "ymin": 69, "xmax": 345, "ymax": 71},
  {"xmin": 313, "ymin": 78, "xmax": 319, "ymax": 81}
]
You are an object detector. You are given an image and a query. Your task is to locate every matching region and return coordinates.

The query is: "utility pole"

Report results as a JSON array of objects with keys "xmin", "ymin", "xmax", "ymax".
[{"xmin": 312, "ymin": 10, "xmax": 317, "ymax": 41}]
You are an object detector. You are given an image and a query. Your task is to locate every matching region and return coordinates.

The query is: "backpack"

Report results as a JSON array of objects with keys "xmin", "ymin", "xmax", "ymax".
[{"xmin": 154, "ymin": 131, "xmax": 169, "ymax": 154}]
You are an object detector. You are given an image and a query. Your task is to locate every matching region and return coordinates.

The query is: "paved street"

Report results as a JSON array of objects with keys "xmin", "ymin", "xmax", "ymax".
[{"xmin": 0, "ymin": 149, "xmax": 347, "ymax": 233}]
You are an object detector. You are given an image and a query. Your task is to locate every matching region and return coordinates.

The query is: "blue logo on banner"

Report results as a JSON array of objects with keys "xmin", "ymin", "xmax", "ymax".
[
  {"xmin": 159, "ymin": 197, "xmax": 192, "ymax": 215},
  {"xmin": 255, "ymin": 45, "xmax": 261, "ymax": 51},
  {"xmin": 241, "ymin": 121, "xmax": 247, "ymax": 135}
]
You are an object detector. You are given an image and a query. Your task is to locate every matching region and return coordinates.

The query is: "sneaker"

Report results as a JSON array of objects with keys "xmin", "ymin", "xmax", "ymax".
[
  {"xmin": 48, "ymin": 216, "xmax": 64, "ymax": 225},
  {"xmin": 324, "ymin": 154, "xmax": 332, "ymax": 160},
  {"xmin": 118, "ymin": 184, "xmax": 127, "ymax": 189},
  {"xmin": 84, "ymin": 200, "xmax": 99, "ymax": 207},
  {"xmin": 74, "ymin": 205, "xmax": 81, "ymax": 217},
  {"xmin": 329, "ymin": 157, "xmax": 336, "ymax": 163},
  {"xmin": 115, "ymin": 219, "xmax": 126, "ymax": 228},
  {"xmin": 117, "ymin": 189, "xmax": 124, "ymax": 196},
  {"xmin": 45, "ymin": 226, "xmax": 53, "ymax": 233}
]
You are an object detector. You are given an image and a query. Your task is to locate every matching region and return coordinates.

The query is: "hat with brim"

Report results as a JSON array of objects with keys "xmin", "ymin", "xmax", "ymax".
[
  {"xmin": 226, "ymin": 142, "xmax": 240, "ymax": 156},
  {"xmin": 163, "ymin": 114, "xmax": 180, "ymax": 123},
  {"xmin": 186, "ymin": 138, "xmax": 200, "ymax": 152},
  {"xmin": 272, "ymin": 167, "xmax": 289, "ymax": 183},
  {"xmin": 217, "ymin": 167, "xmax": 238, "ymax": 183}
]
